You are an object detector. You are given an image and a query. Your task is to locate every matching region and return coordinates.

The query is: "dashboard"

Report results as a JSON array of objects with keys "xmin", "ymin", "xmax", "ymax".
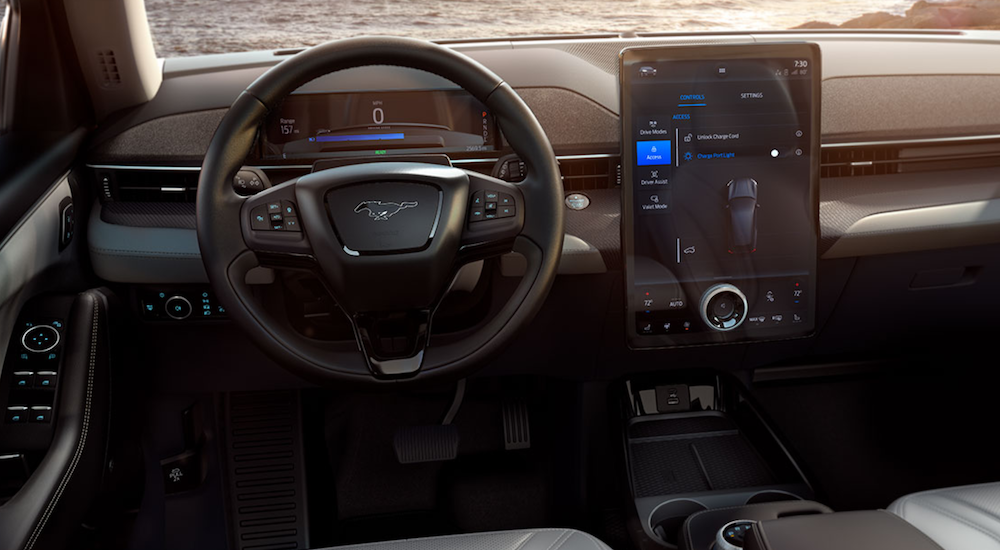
[{"xmin": 81, "ymin": 30, "xmax": 1000, "ymax": 375}]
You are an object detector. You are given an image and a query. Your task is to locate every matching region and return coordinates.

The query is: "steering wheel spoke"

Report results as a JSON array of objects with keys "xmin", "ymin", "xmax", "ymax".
[
  {"xmin": 352, "ymin": 309, "xmax": 431, "ymax": 377},
  {"xmin": 241, "ymin": 178, "xmax": 315, "ymax": 262},
  {"xmin": 458, "ymin": 170, "xmax": 525, "ymax": 261}
]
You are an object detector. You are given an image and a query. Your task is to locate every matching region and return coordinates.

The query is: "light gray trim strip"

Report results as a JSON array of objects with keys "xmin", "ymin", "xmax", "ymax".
[
  {"xmin": 88, "ymin": 200, "xmax": 208, "ymax": 283},
  {"xmin": 822, "ymin": 134, "xmax": 1000, "ymax": 149},
  {"xmin": 555, "ymin": 153, "xmax": 619, "ymax": 161},
  {"xmin": 85, "ymin": 164, "xmax": 202, "ymax": 171},
  {"xmin": 822, "ymin": 198, "xmax": 1000, "ymax": 259}
]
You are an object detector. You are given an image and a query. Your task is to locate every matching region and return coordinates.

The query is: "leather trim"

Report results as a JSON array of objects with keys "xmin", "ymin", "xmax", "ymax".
[
  {"xmin": 88, "ymin": 200, "xmax": 208, "ymax": 283},
  {"xmin": 746, "ymin": 510, "xmax": 944, "ymax": 550},
  {"xmin": 0, "ymin": 290, "xmax": 111, "ymax": 550},
  {"xmin": 317, "ymin": 529, "xmax": 611, "ymax": 550},
  {"xmin": 24, "ymin": 297, "xmax": 99, "ymax": 550},
  {"xmin": 890, "ymin": 482, "xmax": 1000, "ymax": 550}
]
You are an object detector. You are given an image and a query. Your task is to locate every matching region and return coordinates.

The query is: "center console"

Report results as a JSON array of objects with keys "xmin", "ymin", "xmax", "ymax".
[
  {"xmin": 618, "ymin": 374, "xmax": 945, "ymax": 550},
  {"xmin": 620, "ymin": 43, "xmax": 820, "ymax": 348},
  {"xmin": 620, "ymin": 374, "xmax": 815, "ymax": 549}
]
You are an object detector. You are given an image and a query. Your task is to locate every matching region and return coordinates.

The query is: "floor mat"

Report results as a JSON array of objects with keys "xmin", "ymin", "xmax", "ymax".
[{"xmin": 314, "ymin": 379, "xmax": 571, "ymax": 545}]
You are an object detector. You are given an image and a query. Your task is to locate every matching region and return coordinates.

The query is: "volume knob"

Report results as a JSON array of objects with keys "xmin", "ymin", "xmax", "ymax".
[{"xmin": 699, "ymin": 284, "xmax": 748, "ymax": 331}]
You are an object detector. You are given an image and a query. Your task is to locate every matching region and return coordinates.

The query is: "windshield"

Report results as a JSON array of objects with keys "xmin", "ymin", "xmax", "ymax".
[{"xmin": 145, "ymin": 0, "xmax": 1000, "ymax": 57}]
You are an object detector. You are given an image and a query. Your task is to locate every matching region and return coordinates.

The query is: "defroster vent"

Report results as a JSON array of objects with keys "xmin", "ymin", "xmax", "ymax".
[{"xmin": 97, "ymin": 50, "xmax": 122, "ymax": 88}]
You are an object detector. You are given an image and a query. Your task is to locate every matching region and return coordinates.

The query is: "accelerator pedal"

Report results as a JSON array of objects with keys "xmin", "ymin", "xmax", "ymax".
[{"xmin": 502, "ymin": 400, "xmax": 531, "ymax": 451}]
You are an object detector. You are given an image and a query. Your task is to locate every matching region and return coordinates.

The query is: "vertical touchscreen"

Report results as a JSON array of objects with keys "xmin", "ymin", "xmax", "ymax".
[{"xmin": 621, "ymin": 43, "xmax": 820, "ymax": 347}]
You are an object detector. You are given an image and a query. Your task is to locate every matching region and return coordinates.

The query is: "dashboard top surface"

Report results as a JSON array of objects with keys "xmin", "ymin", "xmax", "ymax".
[{"xmin": 89, "ymin": 30, "xmax": 1000, "ymax": 161}]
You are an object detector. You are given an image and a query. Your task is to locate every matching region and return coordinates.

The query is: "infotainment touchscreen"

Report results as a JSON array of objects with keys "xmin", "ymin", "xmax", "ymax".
[{"xmin": 620, "ymin": 43, "xmax": 820, "ymax": 348}]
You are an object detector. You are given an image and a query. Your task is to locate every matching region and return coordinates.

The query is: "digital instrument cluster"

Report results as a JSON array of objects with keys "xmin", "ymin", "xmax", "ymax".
[{"xmin": 262, "ymin": 89, "xmax": 497, "ymax": 159}]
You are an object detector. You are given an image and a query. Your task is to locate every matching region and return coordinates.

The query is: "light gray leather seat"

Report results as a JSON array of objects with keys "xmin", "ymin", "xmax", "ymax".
[
  {"xmin": 890, "ymin": 481, "xmax": 1000, "ymax": 550},
  {"xmin": 323, "ymin": 529, "xmax": 612, "ymax": 550}
]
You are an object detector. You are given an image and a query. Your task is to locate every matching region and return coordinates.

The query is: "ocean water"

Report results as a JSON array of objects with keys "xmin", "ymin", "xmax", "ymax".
[{"xmin": 145, "ymin": 0, "xmax": 914, "ymax": 57}]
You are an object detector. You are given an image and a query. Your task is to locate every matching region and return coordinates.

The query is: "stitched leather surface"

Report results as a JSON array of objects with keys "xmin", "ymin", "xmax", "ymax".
[
  {"xmin": 747, "ymin": 511, "xmax": 943, "ymax": 550},
  {"xmin": 320, "ymin": 529, "xmax": 612, "ymax": 550},
  {"xmin": 890, "ymin": 482, "xmax": 1000, "ymax": 550}
]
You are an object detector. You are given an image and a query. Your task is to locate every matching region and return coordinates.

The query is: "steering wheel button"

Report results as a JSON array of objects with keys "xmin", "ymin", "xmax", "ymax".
[
  {"xmin": 269, "ymin": 213, "xmax": 283, "ymax": 222},
  {"xmin": 469, "ymin": 208, "xmax": 484, "ymax": 222},
  {"xmin": 484, "ymin": 190, "xmax": 499, "ymax": 201},
  {"xmin": 484, "ymin": 211, "xmax": 498, "ymax": 220},
  {"xmin": 281, "ymin": 200, "xmax": 297, "ymax": 216},
  {"xmin": 498, "ymin": 205, "xmax": 515, "ymax": 218},
  {"xmin": 485, "ymin": 202, "xmax": 497, "ymax": 210},
  {"xmin": 471, "ymin": 190, "xmax": 484, "ymax": 206},
  {"xmin": 250, "ymin": 205, "xmax": 269, "ymax": 230},
  {"xmin": 283, "ymin": 217, "xmax": 301, "ymax": 232},
  {"xmin": 267, "ymin": 202, "xmax": 281, "ymax": 213},
  {"xmin": 271, "ymin": 222, "xmax": 284, "ymax": 231},
  {"xmin": 499, "ymin": 193, "xmax": 514, "ymax": 206}
]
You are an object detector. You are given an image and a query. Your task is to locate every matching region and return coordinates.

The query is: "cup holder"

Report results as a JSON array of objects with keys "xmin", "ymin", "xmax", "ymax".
[
  {"xmin": 648, "ymin": 498, "xmax": 708, "ymax": 548},
  {"xmin": 744, "ymin": 490, "xmax": 803, "ymax": 505}
]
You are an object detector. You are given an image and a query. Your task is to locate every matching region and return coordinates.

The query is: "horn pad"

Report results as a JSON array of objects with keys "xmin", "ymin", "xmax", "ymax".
[{"xmin": 327, "ymin": 182, "xmax": 442, "ymax": 254}]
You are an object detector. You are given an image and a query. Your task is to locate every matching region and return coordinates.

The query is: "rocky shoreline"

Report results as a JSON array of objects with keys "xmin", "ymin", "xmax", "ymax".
[{"xmin": 794, "ymin": 0, "xmax": 1000, "ymax": 30}]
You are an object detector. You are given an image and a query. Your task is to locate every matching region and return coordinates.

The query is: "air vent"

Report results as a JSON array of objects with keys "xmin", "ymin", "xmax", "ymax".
[
  {"xmin": 224, "ymin": 391, "xmax": 309, "ymax": 550},
  {"xmin": 96, "ymin": 50, "xmax": 121, "ymax": 88},
  {"xmin": 559, "ymin": 156, "xmax": 619, "ymax": 191},
  {"xmin": 94, "ymin": 169, "xmax": 198, "ymax": 202},
  {"xmin": 821, "ymin": 138, "xmax": 1000, "ymax": 178},
  {"xmin": 821, "ymin": 147, "xmax": 899, "ymax": 178}
]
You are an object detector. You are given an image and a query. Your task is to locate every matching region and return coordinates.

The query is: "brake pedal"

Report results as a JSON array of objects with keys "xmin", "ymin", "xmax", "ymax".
[
  {"xmin": 393, "ymin": 425, "xmax": 460, "ymax": 464},
  {"xmin": 502, "ymin": 400, "xmax": 531, "ymax": 450}
]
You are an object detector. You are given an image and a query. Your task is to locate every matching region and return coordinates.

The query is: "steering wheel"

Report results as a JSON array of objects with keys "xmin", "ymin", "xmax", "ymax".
[{"xmin": 197, "ymin": 37, "xmax": 564, "ymax": 385}]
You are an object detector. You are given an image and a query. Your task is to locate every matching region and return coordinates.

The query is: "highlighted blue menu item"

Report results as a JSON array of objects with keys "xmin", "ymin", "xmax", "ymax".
[{"xmin": 636, "ymin": 140, "xmax": 671, "ymax": 166}]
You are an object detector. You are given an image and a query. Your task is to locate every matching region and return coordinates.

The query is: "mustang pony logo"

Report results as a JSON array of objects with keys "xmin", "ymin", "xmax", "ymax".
[{"xmin": 353, "ymin": 200, "xmax": 418, "ymax": 221}]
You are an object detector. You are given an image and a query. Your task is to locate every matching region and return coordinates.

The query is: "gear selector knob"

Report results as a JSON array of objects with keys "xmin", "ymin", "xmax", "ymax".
[{"xmin": 716, "ymin": 520, "xmax": 755, "ymax": 550}]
